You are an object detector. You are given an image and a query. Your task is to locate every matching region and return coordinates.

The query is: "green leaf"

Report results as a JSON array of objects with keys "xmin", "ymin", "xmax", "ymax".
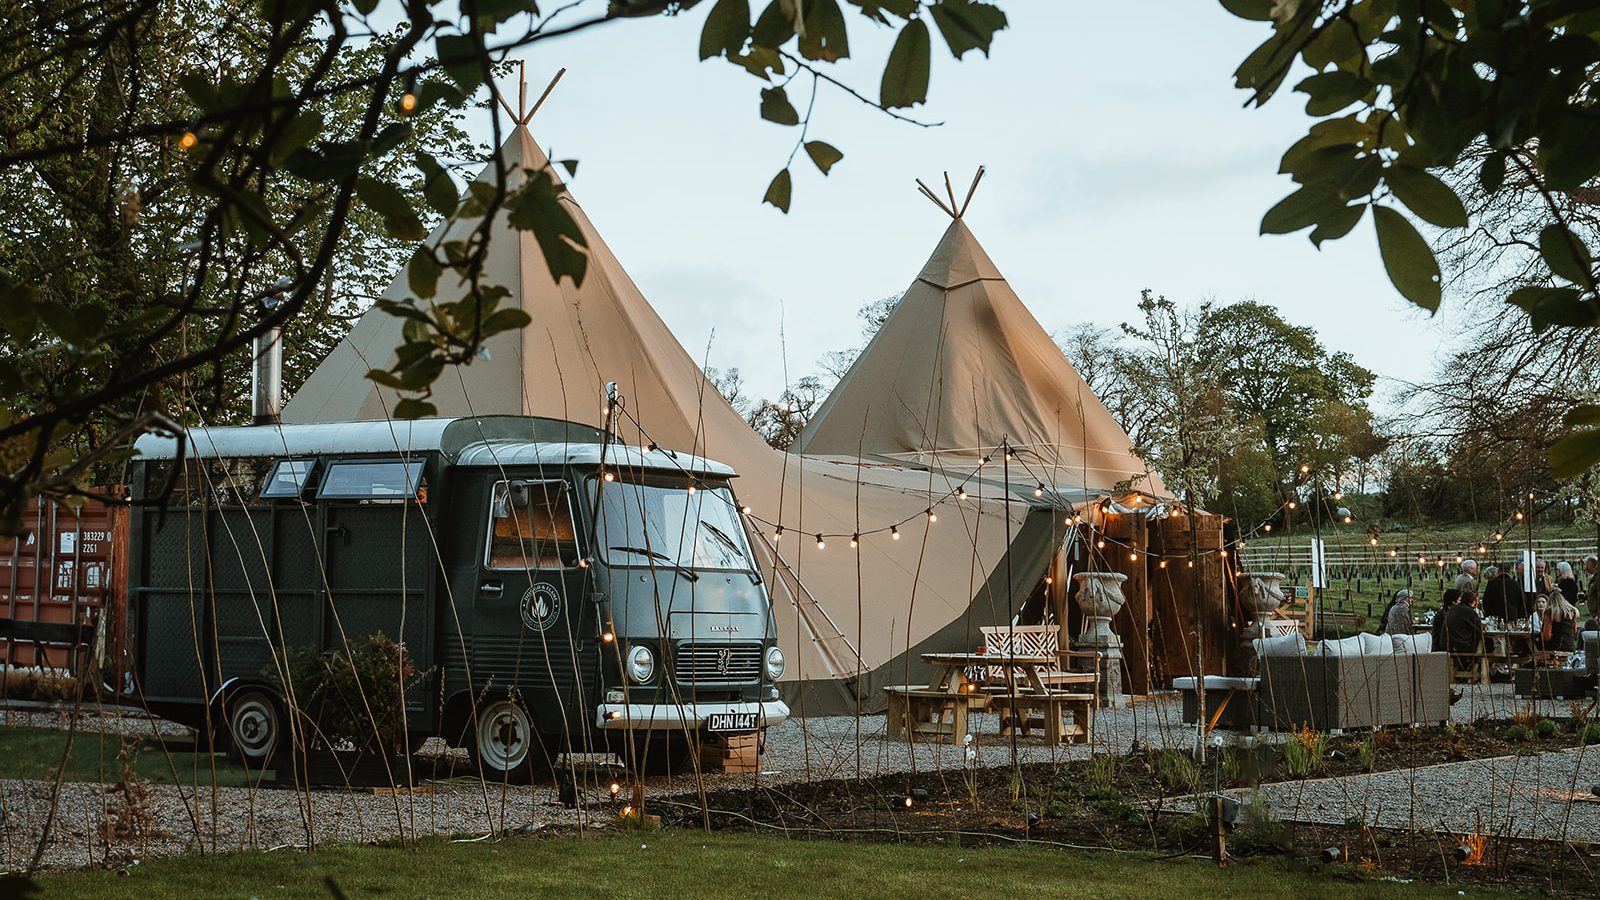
[
  {"xmin": 928, "ymin": 0, "xmax": 1007, "ymax": 59},
  {"xmin": 763, "ymin": 168, "xmax": 792, "ymax": 213},
  {"xmin": 879, "ymin": 18, "xmax": 931, "ymax": 109},
  {"xmin": 37, "ymin": 304, "xmax": 88, "ymax": 347},
  {"xmin": 1259, "ymin": 183, "xmax": 1339, "ymax": 235},
  {"xmin": 177, "ymin": 74, "xmax": 224, "ymax": 114},
  {"xmin": 1479, "ymin": 151, "xmax": 1506, "ymax": 193},
  {"xmin": 416, "ymin": 153, "xmax": 460, "ymax": 217},
  {"xmin": 699, "ymin": 0, "xmax": 750, "ymax": 60},
  {"xmin": 729, "ymin": 45, "xmax": 785, "ymax": 80},
  {"xmin": 1372, "ymin": 205, "xmax": 1441, "ymax": 312},
  {"xmin": 752, "ymin": 0, "xmax": 795, "ymax": 47},
  {"xmin": 435, "ymin": 33, "xmax": 485, "ymax": 91},
  {"xmin": 371, "ymin": 122, "xmax": 413, "ymax": 158},
  {"xmin": 392, "ymin": 397, "xmax": 438, "ymax": 420},
  {"xmin": 356, "ymin": 176, "xmax": 425, "ymax": 241},
  {"xmin": 1550, "ymin": 428, "xmax": 1600, "ymax": 479},
  {"xmin": 0, "ymin": 293, "xmax": 37, "ymax": 341},
  {"xmin": 408, "ymin": 248, "xmax": 441, "ymax": 299},
  {"xmin": 1218, "ymin": 0, "xmax": 1273, "ymax": 20},
  {"xmin": 479, "ymin": 307, "xmax": 532, "ymax": 336},
  {"xmin": 1508, "ymin": 285, "xmax": 1597, "ymax": 331},
  {"xmin": 1310, "ymin": 203, "xmax": 1365, "ymax": 248},
  {"xmin": 1566, "ymin": 404, "xmax": 1600, "ymax": 428},
  {"xmin": 1295, "ymin": 70, "xmax": 1370, "ymax": 116},
  {"xmin": 1539, "ymin": 224, "xmax": 1594, "ymax": 285},
  {"xmin": 759, "ymin": 86, "xmax": 800, "ymax": 125},
  {"xmin": 1383, "ymin": 165, "xmax": 1467, "ymax": 228},
  {"xmin": 473, "ymin": 0, "xmax": 538, "ymax": 27},
  {"xmin": 269, "ymin": 111, "xmax": 323, "ymax": 168},
  {"xmin": 283, "ymin": 141, "xmax": 365, "ymax": 181},
  {"xmin": 798, "ymin": 0, "xmax": 850, "ymax": 61},
  {"xmin": 804, "ymin": 140, "xmax": 843, "ymax": 175},
  {"xmin": 506, "ymin": 169, "xmax": 589, "ymax": 287}
]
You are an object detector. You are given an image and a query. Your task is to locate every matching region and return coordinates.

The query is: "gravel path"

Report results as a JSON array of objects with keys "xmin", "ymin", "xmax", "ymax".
[{"xmin": 3, "ymin": 683, "xmax": 1595, "ymax": 871}]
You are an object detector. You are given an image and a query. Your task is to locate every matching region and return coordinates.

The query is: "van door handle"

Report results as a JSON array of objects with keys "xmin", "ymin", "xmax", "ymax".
[{"xmin": 480, "ymin": 581, "xmax": 504, "ymax": 598}]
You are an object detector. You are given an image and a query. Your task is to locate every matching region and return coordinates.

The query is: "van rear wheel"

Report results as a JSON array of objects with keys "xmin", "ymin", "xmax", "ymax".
[
  {"xmin": 471, "ymin": 699, "xmax": 546, "ymax": 784},
  {"xmin": 225, "ymin": 689, "xmax": 282, "ymax": 768}
]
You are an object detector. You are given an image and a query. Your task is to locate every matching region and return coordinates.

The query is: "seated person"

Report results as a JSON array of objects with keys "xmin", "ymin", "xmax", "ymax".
[
  {"xmin": 1431, "ymin": 588, "xmax": 1461, "ymax": 649},
  {"xmin": 1547, "ymin": 592, "xmax": 1581, "ymax": 652},
  {"xmin": 1443, "ymin": 589, "xmax": 1486, "ymax": 654}
]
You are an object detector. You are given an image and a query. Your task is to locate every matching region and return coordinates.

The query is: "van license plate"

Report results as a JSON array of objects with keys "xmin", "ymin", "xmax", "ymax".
[{"xmin": 706, "ymin": 712, "xmax": 758, "ymax": 732}]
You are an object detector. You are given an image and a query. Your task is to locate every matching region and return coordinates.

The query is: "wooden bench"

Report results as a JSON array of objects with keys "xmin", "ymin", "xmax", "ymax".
[
  {"xmin": 883, "ymin": 685, "xmax": 968, "ymax": 742},
  {"xmin": 991, "ymin": 690, "xmax": 1095, "ymax": 745}
]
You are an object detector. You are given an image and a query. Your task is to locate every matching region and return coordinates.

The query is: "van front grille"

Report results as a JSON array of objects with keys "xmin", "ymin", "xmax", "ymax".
[{"xmin": 673, "ymin": 643, "xmax": 762, "ymax": 685}]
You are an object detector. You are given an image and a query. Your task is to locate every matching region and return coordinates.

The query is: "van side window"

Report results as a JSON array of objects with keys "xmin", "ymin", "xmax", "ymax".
[{"xmin": 487, "ymin": 480, "xmax": 580, "ymax": 570}]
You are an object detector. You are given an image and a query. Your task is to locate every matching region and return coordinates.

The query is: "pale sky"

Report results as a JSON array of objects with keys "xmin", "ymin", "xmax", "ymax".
[{"xmin": 467, "ymin": 2, "xmax": 1449, "ymax": 409}]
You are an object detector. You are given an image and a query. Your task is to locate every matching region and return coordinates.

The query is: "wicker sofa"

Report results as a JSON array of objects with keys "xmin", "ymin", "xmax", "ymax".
[{"xmin": 1256, "ymin": 651, "xmax": 1451, "ymax": 731}]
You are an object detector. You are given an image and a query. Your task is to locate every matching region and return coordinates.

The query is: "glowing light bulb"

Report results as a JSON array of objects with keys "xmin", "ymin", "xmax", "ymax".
[
  {"xmin": 1388, "ymin": 549, "xmax": 1397, "ymax": 557},
  {"xmin": 601, "ymin": 631, "xmax": 614, "ymax": 643},
  {"xmin": 815, "ymin": 534, "xmax": 826, "ymax": 550},
  {"xmin": 1300, "ymin": 464, "xmax": 1310, "ymax": 474},
  {"xmin": 1219, "ymin": 549, "xmax": 1228, "ymax": 557},
  {"xmin": 1034, "ymin": 483, "xmax": 1045, "ymax": 498},
  {"xmin": 1343, "ymin": 515, "xmax": 1352, "ymax": 524},
  {"xmin": 1044, "ymin": 575, "xmax": 1053, "ymax": 585},
  {"xmin": 1159, "ymin": 560, "xmax": 1167, "ymax": 569},
  {"xmin": 1418, "ymin": 556, "xmax": 1426, "ymax": 565},
  {"xmin": 1493, "ymin": 532, "xmax": 1503, "ymax": 541},
  {"xmin": 890, "ymin": 526, "xmax": 900, "ymax": 540},
  {"xmin": 1265, "ymin": 524, "xmax": 1273, "ymax": 532},
  {"xmin": 1287, "ymin": 501, "xmax": 1297, "ymax": 509},
  {"xmin": 400, "ymin": 92, "xmax": 417, "ymax": 112},
  {"xmin": 1332, "ymin": 491, "xmax": 1343, "ymax": 500},
  {"xmin": 850, "ymin": 533, "xmax": 859, "ymax": 549},
  {"xmin": 1096, "ymin": 539, "xmax": 1106, "ymax": 549},
  {"xmin": 774, "ymin": 526, "xmax": 784, "ymax": 540},
  {"xmin": 602, "ymin": 471, "xmax": 615, "ymax": 483},
  {"xmin": 1188, "ymin": 560, "xmax": 1195, "ymax": 568},
  {"xmin": 1128, "ymin": 552, "xmax": 1138, "ymax": 562},
  {"xmin": 1455, "ymin": 555, "xmax": 1463, "ymax": 564},
  {"xmin": 609, "ymin": 781, "xmax": 622, "ymax": 798},
  {"xmin": 957, "ymin": 487, "xmax": 967, "ymax": 500},
  {"xmin": 927, "ymin": 509, "xmax": 937, "ymax": 523},
  {"xmin": 741, "ymin": 504, "xmax": 752, "ymax": 515},
  {"xmin": 1369, "ymin": 537, "xmax": 1378, "ymax": 546},
  {"xmin": 1514, "ymin": 511, "xmax": 1524, "ymax": 520},
  {"xmin": 179, "ymin": 131, "xmax": 198, "ymax": 149},
  {"xmin": 687, "ymin": 485, "xmax": 696, "ymax": 495}
]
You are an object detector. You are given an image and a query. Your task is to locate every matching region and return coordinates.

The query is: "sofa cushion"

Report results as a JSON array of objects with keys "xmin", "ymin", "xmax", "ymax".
[
  {"xmin": 1173, "ymin": 675, "xmax": 1259, "ymax": 691},
  {"xmin": 1252, "ymin": 633, "xmax": 1307, "ymax": 658},
  {"xmin": 1359, "ymin": 631, "xmax": 1395, "ymax": 655},
  {"xmin": 1316, "ymin": 635, "xmax": 1365, "ymax": 657},
  {"xmin": 1392, "ymin": 632, "xmax": 1432, "ymax": 654}
]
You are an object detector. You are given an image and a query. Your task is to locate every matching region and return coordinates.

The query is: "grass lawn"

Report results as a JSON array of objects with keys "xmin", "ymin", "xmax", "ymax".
[
  {"xmin": 0, "ymin": 726, "xmax": 261, "ymax": 789},
  {"xmin": 23, "ymin": 829, "xmax": 1504, "ymax": 899}
]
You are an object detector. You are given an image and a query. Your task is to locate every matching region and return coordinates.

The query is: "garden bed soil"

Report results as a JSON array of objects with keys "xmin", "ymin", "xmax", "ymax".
[{"xmin": 652, "ymin": 718, "xmax": 1600, "ymax": 897}]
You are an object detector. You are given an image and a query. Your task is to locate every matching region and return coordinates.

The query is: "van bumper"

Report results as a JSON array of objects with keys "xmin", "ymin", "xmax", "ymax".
[{"xmin": 595, "ymin": 699, "xmax": 790, "ymax": 730}]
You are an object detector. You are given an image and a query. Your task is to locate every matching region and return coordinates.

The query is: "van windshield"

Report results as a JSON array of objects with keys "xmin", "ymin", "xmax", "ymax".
[{"xmin": 593, "ymin": 477, "xmax": 753, "ymax": 572}]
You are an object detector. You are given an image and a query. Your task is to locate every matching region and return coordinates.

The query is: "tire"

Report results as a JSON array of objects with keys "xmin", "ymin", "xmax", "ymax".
[
  {"xmin": 470, "ymin": 698, "xmax": 547, "ymax": 784},
  {"xmin": 225, "ymin": 688, "xmax": 282, "ymax": 767}
]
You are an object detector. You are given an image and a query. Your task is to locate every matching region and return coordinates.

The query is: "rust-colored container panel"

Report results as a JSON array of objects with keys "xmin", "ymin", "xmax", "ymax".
[{"xmin": 0, "ymin": 490, "xmax": 128, "ymax": 674}]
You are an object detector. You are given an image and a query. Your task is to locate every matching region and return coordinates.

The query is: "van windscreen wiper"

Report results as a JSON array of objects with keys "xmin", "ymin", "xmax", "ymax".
[
  {"xmin": 698, "ymin": 521, "xmax": 760, "ymax": 584},
  {"xmin": 608, "ymin": 546, "xmax": 699, "ymax": 582}
]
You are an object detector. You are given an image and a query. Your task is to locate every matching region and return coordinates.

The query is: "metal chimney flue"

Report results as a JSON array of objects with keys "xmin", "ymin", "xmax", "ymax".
[{"xmin": 251, "ymin": 293, "xmax": 284, "ymax": 426}]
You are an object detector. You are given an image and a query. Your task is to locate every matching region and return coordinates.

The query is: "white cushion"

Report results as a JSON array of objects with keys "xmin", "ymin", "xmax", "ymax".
[
  {"xmin": 1252, "ymin": 633, "xmax": 1307, "ymax": 658},
  {"xmin": 1316, "ymin": 635, "xmax": 1364, "ymax": 657},
  {"xmin": 1359, "ymin": 632, "xmax": 1395, "ymax": 655},
  {"xmin": 1391, "ymin": 632, "xmax": 1432, "ymax": 654},
  {"xmin": 1173, "ymin": 675, "xmax": 1259, "ymax": 691}
]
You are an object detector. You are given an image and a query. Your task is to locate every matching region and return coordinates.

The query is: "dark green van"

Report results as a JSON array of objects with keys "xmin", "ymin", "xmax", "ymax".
[{"xmin": 127, "ymin": 415, "xmax": 788, "ymax": 779}]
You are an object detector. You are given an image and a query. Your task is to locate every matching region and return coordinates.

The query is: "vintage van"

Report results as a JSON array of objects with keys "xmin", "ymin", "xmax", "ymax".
[{"xmin": 127, "ymin": 415, "xmax": 787, "ymax": 778}]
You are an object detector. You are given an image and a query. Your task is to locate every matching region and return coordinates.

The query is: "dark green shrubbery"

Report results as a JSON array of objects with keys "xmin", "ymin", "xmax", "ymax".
[{"xmin": 272, "ymin": 634, "xmax": 418, "ymax": 755}]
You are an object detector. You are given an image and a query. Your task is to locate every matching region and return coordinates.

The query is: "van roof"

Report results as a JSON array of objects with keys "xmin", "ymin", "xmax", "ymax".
[{"xmin": 132, "ymin": 416, "xmax": 737, "ymax": 477}]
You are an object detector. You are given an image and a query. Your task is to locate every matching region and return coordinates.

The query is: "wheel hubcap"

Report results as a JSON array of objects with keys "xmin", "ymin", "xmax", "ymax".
[
  {"xmin": 231, "ymin": 697, "xmax": 276, "ymax": 758},
  {"xmin": 478, "ymin": 701, "xmax": 531, "ymax": 771}
]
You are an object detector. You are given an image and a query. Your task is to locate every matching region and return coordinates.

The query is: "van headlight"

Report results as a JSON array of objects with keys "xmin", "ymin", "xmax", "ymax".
[
  {"xmin": 764, "ymin": 645, "xmax": 786, "ymax": 680},
  {"xmin": 627, "ymin": 645, "xmax": 656, "ymax": 683}
]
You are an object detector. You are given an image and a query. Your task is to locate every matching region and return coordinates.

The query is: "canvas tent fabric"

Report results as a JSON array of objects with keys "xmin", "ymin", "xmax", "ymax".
[
  {"xmin": 284, "ymin": 127, "xmax": 1096, "ymax": 712},
  {"xmin": 795, "ymin": 217, "xmax": 1161, "ymax": 498}
]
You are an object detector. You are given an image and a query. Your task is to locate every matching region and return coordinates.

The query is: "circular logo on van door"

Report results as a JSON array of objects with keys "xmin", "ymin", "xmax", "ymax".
[{"xmin": 520, "ymin": 583, "xmax": 561, "ymax": 632}]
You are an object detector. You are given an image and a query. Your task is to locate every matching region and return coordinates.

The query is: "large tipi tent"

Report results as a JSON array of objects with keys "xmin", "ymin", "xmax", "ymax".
[
  {"xmin": 284, "ymin": 127, "xmax": 1125, "ymax": 712},
  {"xmin": 796, "ymin": 191, "xmax": 1160, "ymax": 499}
]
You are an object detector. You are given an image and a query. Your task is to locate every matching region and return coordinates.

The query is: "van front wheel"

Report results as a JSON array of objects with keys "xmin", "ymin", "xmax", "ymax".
[{"xmin": 472, "ymin": 699, "xmax": 544, "ymax": 784}]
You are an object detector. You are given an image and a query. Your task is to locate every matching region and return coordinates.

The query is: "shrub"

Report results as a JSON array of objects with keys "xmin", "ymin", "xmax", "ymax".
[
  {"xmin": 1534, "ymin": 718, "xmax": 1561, "ymax": 739},
  {"xmin": 273, "ymin": 633, "xmax": 418, "ymax": 755},
  {"xmin": 1154, "ymin": 748, "xmax": 1201, "ymax": 794},
  {"xmin": 1283, "ymin": 726, "xmax": 1326, "ymax": 778},
  {"xmin": 1582, "ymin": 724, "xmax": 1600, "ymax": 746},
  {"xmin": 1220, "ymin": 746, "xmax": 1242, "ymax": 784},
  {"xmin": 1356, "ymin": 734, "xmax": 1378, "ymax": 772},
  {"xmin": 1502, "ymin": 724, "xmax": 1532, "ymax": 742},
  {"xmin": 1087, "ymin": 753, "xmax": 1122, "ymax": 792}
]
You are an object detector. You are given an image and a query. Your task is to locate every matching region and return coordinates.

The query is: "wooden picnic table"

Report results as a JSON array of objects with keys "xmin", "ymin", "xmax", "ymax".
[{"xmin": 880, "ymin": 652, "xmax": 1096, "ymax": 747}]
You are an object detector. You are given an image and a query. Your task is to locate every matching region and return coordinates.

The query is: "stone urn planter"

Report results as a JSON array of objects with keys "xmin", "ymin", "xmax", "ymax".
[
  {"xmin": 1072, "ymin": 571, "xmax": 1128, "ymax": 706},
  {"xmin": 1237, "ymin": 571, "xmax": 1287, "ymax": 640},
  {"xmin": 1073, "ymin": 571, "xmax": 1128, "ymax": 651}
]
